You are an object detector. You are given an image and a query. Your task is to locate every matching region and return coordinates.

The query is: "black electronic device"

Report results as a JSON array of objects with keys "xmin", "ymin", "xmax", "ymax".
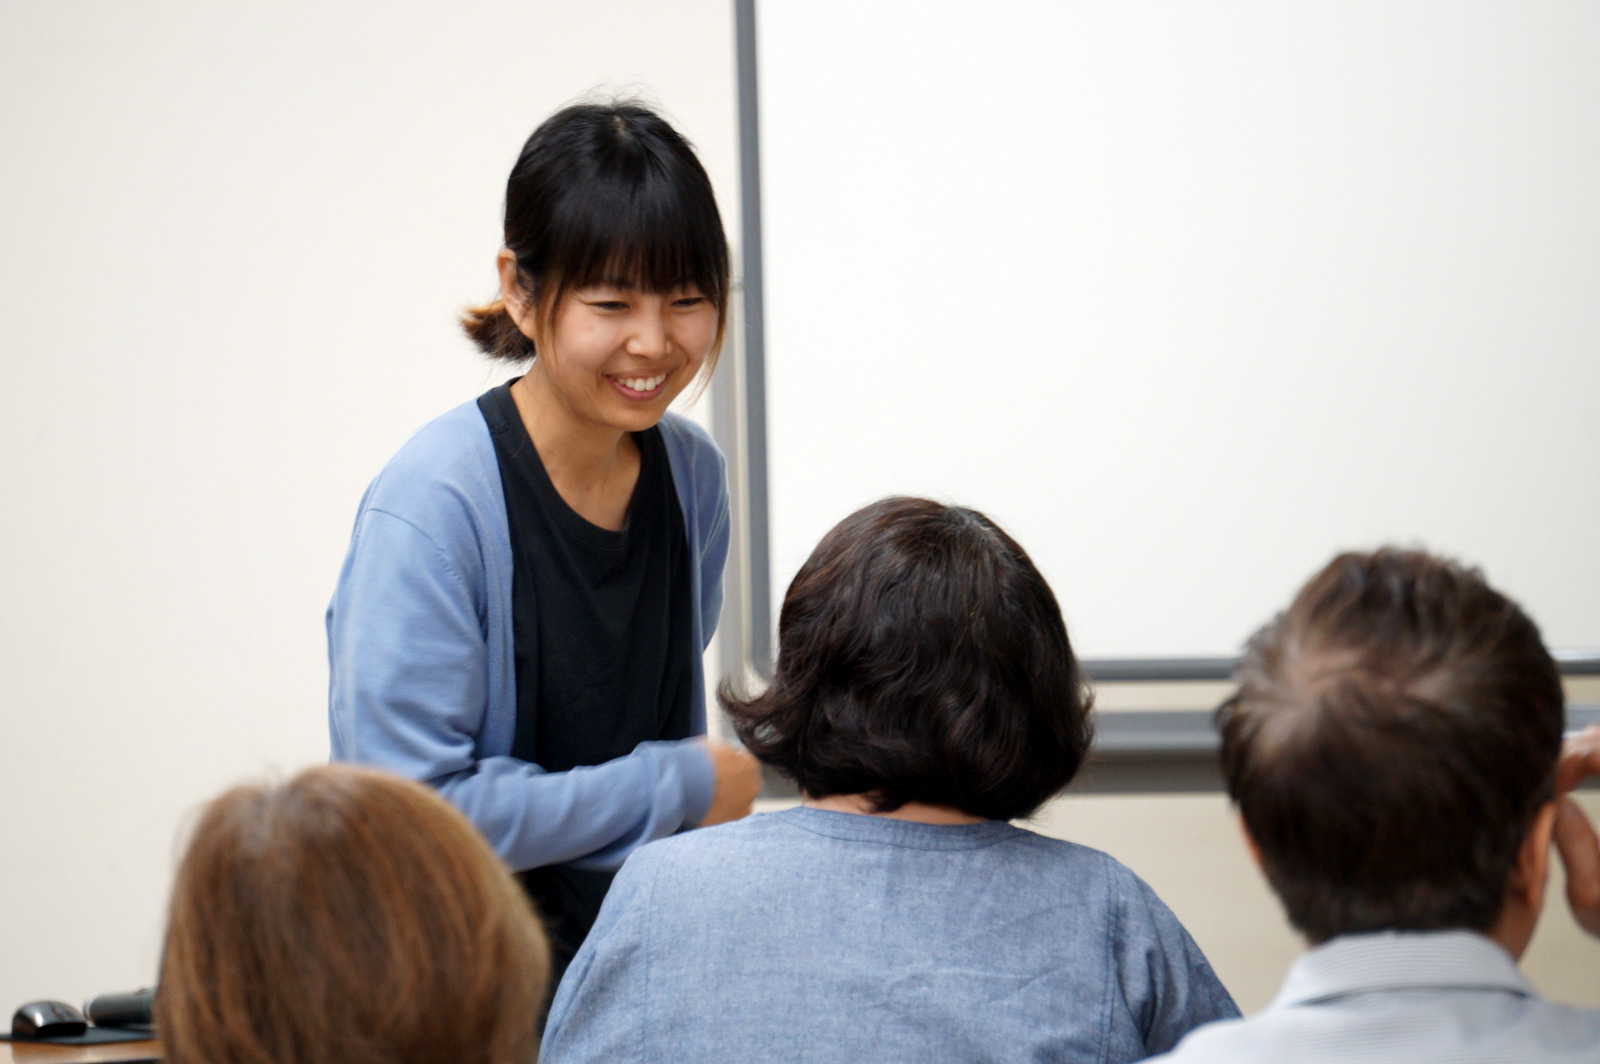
[
  {"xmin": 11, "ymin": 999, "xmax": 88, "ymax": 1039},
  {"xmin": 84, "ymin": 988, "xmax": 154, "ymax": 1029}
]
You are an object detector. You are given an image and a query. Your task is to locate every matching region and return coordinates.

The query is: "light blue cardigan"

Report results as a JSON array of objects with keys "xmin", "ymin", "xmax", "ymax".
[{"xmin": 327, "ymin": 399, "xmax": 729, "ymax": 872}]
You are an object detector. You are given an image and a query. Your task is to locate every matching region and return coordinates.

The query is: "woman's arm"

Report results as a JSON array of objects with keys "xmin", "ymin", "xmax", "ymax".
[{"xmin": 327, "ymin": 505, "xmax": 714, "ymax": 871}]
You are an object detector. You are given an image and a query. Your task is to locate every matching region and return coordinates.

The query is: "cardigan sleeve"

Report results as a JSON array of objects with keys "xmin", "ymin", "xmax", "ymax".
[
  {"xmin": 327, "ymin": 504, "xmax": 714, "ymax": 872},
  {"xmin": 696, "ymin": 449, "xmax": 731, "ymax": 651}
]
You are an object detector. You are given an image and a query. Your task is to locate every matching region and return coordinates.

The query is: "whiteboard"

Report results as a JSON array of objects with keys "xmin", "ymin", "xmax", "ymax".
[{"xmin": 753, "ymin": 1, "xmax": 1600, "ymax": 659}]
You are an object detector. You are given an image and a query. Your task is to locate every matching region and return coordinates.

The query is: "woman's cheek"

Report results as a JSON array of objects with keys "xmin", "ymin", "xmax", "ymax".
[{"xmin": 687, "ymin": 314, "xmax": 719, "ymax": 358}]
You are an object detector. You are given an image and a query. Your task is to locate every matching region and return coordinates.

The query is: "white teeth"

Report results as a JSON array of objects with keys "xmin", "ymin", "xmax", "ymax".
[{"xmin": 619, "ymin": 374, "xmax": 666, "ymax": 392}]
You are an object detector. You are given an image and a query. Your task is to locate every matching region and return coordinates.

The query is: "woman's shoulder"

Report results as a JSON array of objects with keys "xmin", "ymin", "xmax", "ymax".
[
  {"xmin": 655, "ymin": 411, "xmax": 725, "ymax": 482},
  {"xmin": 1009, "ymin": 830, "xmax": 1203, "ymax": 950},
  {"xmin": 656, "ymin": 408, "xmax": 717, "ymax": 448},
  {"xmin": 355, "ymin": 399, "xmax": 503, "ymax": 539},
  {"xmin": 1002, "ymin": 823, "xmax": 1120, "ymax": 871},
  {"xmin": 994, "ymin": 826, "xmax": 1181, "ymax": 916},
  {"xmin": 617, "ymin": 809, "xmax": 815, "ymax": 887}
]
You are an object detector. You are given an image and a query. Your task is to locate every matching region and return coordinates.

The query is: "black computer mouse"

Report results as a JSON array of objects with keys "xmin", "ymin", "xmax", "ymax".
[{"xmin": 12, "ymin": 1000, "xmax": 88, "ymax": 1039}]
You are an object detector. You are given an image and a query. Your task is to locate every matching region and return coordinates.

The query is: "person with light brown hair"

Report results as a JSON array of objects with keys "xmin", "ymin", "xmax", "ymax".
[{"xmin": 156, "ymin": 764, "xmax": 550, "ymax": 1064}]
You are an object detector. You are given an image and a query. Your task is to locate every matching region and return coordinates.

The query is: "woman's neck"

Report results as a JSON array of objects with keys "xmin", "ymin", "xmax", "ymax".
[
  {"xmin": 801, "ymin": 793, "xmax": 987, "ymax": 826},
  {"xmin": 511, "ymin": 370, "xmax": 639, "ymax": 531}
]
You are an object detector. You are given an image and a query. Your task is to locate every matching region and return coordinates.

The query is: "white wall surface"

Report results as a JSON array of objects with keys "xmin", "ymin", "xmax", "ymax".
[
  {"xmin": 758, "ymin": 0, "xmax": 1600, "ymax": 659},
  {"xmin": 0, "ymin": 0, "xmax": 737, "ymax": 1010}
]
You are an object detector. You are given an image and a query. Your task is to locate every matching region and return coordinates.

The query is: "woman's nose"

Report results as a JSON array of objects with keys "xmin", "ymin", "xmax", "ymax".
[{"xmin": 626, "ymin": 307, "xmax": 670, "ymax": 358}]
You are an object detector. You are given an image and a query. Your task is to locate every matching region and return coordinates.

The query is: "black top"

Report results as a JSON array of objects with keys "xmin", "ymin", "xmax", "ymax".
[{"xmin": 477, "ymin": 382, "xmax": 695, "ymax": 984}]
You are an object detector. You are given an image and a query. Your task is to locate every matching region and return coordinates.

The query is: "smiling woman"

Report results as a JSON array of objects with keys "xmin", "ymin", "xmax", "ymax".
[{"xmin": 325, "ymin": 101, "xmax": 762, "ymax": 1005}]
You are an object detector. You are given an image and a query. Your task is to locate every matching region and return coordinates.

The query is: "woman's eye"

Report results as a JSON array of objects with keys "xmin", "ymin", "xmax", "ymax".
[
  {"xmin": 591, "ymin": 300, "xmax": 627, "ymax": 311},
  {"xmin": 673, "ymin": 296, "xmax": 706, "ymax": 309}
]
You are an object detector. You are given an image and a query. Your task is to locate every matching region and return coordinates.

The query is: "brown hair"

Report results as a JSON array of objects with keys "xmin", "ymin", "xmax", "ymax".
[
  {"xmin": 1219, "ymin": 548, "xmax": 1564, "ymax": 942},
  {"xmin": 724, "ymin": 496, "xmax": 1094, "ymax": 821},
  {"xmin": 157, "ymin": 765, "xmax": 549, "ymax": 1064},
  {"xmin": 462, "ymin": 101, "xmax": 730, "ymax": 381}
]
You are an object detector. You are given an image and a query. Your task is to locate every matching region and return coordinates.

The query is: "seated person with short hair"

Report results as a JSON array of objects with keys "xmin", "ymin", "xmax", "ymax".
[
  {"xmin": 542, "ymin": 496, "xmax": 1239, "ymax": 1064},
  {"xmin": 157, "ymin": 764, "xmax": 551, "ymax": 1064},
  {"xmin": 1152, "ymin": 548, "xmax": 1600, "ymax": 1062}
]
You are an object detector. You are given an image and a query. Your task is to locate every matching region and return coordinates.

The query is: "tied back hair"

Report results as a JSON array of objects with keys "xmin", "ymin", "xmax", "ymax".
[{"xmin": 462, "ymin": 100, "xmax": 730, "ymax": 371}]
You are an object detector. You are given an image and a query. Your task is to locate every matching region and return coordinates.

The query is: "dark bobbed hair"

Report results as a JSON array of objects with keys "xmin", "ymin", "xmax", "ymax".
[
  {"xmin": 1218, "ymin": 548, "xmax": 1564, "ymax": 942},
  {"xmin": 723, "ymin": 496, "xmax": 1094, "ymax": 821},
  {"xmin": 157, "ymin": 765, "xmax": 549, "ymax": 1064},
  {"xmin": 462, "ymin": 101, "xmax": 730, "ymax": 375}
]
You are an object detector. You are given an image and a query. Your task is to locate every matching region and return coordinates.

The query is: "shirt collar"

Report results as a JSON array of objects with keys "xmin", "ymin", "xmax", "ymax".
[{"xmin": 1270, "ymin": 930, "xmax": 1537, "ymax": 1009}]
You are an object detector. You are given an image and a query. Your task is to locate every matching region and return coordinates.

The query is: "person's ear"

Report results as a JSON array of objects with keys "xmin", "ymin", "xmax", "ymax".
[
  {"xmin": 496, "ymin": 250, "xmax": 539, "ymax": 341},
  {"xmin": 1509, "ymin": 800, "xmax": 1559, "ymax": 911},
  {"xmin": 1488, "ymin": 800, "xmax": 1559, "ymax": 960}
]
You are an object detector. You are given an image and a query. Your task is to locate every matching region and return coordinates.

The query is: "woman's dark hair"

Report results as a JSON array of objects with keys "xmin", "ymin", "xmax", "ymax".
[
  {"xmin": 724, "ymin": 496, "xmax": 1094, "ymax": 821},
  {"xmin": 1218, "ymin": 548, "xmax": 1564, "ymax": 943},
  {"xmin": 462, "ymin": 100, "xmax": 730, "ymax": 372}
]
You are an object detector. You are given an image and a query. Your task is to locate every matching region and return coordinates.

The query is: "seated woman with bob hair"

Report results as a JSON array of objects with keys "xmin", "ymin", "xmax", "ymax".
[
  {"xmin": 543, "ymin": 496, "xmax": 1238, "ymax": 1063},
  {"xmin": 156, "ymin": 764, "xmax": 550, "ymax": 1064}
]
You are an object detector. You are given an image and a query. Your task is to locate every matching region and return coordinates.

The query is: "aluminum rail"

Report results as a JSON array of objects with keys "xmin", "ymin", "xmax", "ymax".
[
  {"xmin": 1074, "ymin": 702, "xmax": 1600, "ymax": 794},
  {"xmin": 1083, "ymin": 650, "xmax": 1600, "ymax": 684},
  {"xmin": 759, "ymin": 704, "xmax": 1600, "ymax": 798}
]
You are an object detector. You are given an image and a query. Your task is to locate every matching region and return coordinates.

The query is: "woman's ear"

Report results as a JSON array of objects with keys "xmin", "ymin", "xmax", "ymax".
[{"xmin": 496, "ymin": 250, "xmax": 539, "ymax": 341}]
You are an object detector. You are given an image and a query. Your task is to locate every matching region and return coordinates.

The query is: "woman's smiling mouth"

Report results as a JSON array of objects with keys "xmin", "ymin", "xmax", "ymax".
[{"xmin": 610, "ymin": 372, "xmax": 669, "ymax": 399}]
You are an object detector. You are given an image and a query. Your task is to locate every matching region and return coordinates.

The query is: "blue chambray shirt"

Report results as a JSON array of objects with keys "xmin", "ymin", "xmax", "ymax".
[{"xmin": 542, "ymin": 806, "xmax": 1239, "ymax": 1063}]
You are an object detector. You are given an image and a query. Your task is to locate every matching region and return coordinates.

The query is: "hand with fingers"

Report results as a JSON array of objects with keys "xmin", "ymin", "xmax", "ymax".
[{"xmin": 1554, "ymin": 725, "xmax": 1600, "ymax": 938}]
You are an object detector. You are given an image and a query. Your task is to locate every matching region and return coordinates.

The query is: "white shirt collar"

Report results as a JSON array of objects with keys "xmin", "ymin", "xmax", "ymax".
[{"xmin": 1270, "ymin": 929, "xmax": 1536, "ymax": 1009}]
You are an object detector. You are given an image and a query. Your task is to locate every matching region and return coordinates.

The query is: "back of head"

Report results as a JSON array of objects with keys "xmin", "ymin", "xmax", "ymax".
[
  {"xmin": 724, "ymin": 496, "xmax": 1094, "ymax": 821},
  {"xmin": 1220, "ymin": 548, "xmax": 1563, "ymax": 942},
  {"xmin": 157, "ymin": 765, "xmax": 549, "ymax": 1064}
]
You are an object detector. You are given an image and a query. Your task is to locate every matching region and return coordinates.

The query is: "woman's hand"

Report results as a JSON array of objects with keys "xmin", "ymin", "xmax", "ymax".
[
  {"xmin": 700, "ymin": 739, "xmax": 762, "ymax": 826},
  {"xmin": 1554, "ymin": 725, "xmax": 1600, "ymax": 938}
]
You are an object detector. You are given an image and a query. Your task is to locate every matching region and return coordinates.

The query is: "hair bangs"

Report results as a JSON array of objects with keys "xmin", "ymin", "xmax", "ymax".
[{"xmin": 544, "ymin": 158, "xmax": 726, "ymax": 300}]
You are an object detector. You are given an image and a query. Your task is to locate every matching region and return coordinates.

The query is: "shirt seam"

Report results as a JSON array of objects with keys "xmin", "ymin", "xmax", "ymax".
[
  {"xmin": 1100, "ymin": 852, "xmax": 1121, "ymax": 1064},
  {"xmin": 362, "ymin": 507, "xmax": 471, "ymax": 592},
  {"xmin": 775, "ymin": 810, "xmax": 1019, "ymax": 851}
]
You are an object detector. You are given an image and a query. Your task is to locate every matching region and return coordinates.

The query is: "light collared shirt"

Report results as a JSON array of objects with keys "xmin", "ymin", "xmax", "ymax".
[{"xmin": 1148, "ymin": 929, "xmax": 1600, "ymax": 1063}]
